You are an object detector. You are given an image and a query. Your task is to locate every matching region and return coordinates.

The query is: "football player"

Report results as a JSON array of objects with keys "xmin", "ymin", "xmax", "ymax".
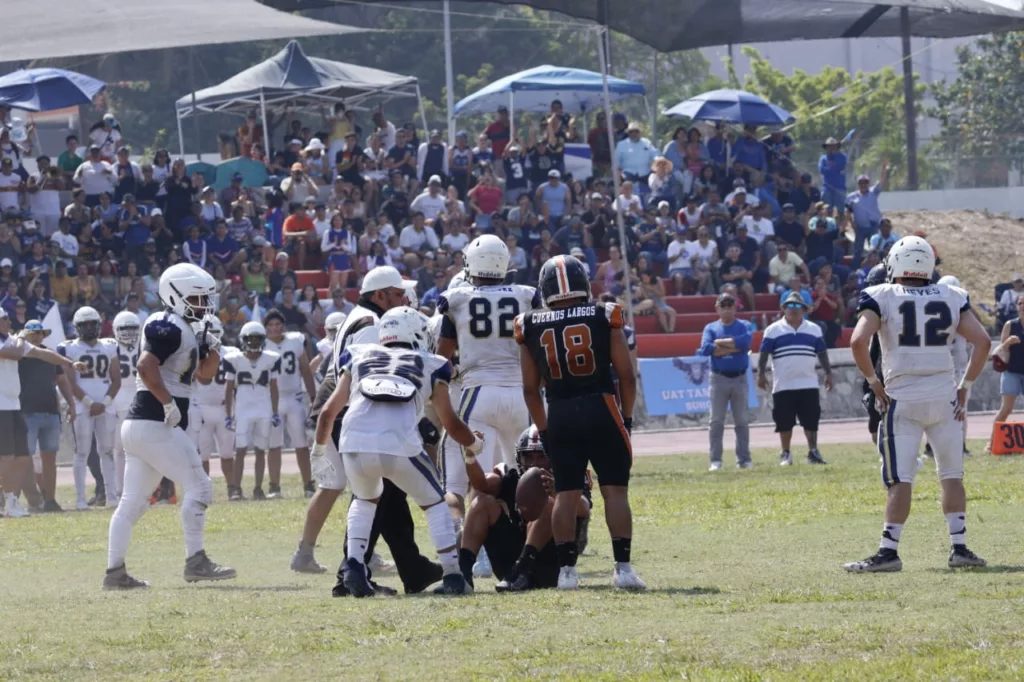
[
  {"xmin": 436, "ymin": 236, "xmax": 539, "ymax": 577},
  {"xmin": 312, "ymin": 307, "xmax": 483, "ymax": 596},
  {"xmin": 192, "ymin": 317, "xmax": 237, "ymax": 491},
  {"xmin": 59, "ymin": 307, "xmax": 122, "ymax": 510},
  {"xmin": 515, "ymin": 255, "xmax": 644, "ymax": 590},
  {"xmin": 223, "ymin": 322, "xmax": 281, "ymax": 501},
  {"xmin": 310, "ymin": 312, "xmax": 347, "ymax": 381},
  {"xmin": 263, "ymin": 309, "xmax": 317, "ymax": 498},
  {"xmin": 845, "ymin": 236, "xmax": 991, "ymax": 573},
  {"xmin": 105, "ymin": 263, "xmax": 235, "ymax": 589},
  {"xmin": 111, "ymin": 311, "xmax": 141, "ymax": 506},
  {"xmin": 458, "ymin": 425, "xmax": 591, "ymax": 592}
]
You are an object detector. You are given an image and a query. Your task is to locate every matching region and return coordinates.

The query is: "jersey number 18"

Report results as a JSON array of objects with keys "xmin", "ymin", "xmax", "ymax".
[{"xmin": 540, "ymin": 324, "xmax": 596, "ymax": 379}]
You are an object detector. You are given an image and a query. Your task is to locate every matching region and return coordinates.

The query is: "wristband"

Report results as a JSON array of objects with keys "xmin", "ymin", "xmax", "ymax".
[
  {"xmin": 82, "ymin": 397, "xmax": 94, "ymax": 408},
  {"xmin": 103, "ymin": 396, "xmax": 113, "ymax": 408},
  {"xmin": 463, "ymin": 453, "xmax": 477, "ymax": 466},
  {"xmin": 866, "ymin": 375, "xmax": 881, "ymax": 387},
  {"xmin": 958, "ymin": 378, "xmax": 974, "ymax": 390}
]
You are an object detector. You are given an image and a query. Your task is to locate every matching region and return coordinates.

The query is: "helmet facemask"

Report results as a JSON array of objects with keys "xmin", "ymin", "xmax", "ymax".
[{"xmin": 114, "ymin": 324, "xmax": 140, "ymax": 347}]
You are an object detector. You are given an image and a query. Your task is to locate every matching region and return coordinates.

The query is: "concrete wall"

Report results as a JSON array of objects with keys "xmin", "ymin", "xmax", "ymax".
[{"xmin": 880, "ymin": 188, "xmax": 1024, "ymax": 219}]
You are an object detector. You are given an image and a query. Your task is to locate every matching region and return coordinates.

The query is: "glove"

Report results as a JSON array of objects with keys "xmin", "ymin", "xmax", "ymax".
[
  {"xmin": 225, "ymin": 416, "xmax": 235, "ymax": 431},
  {"xmin": 271, "ymin": 414, "xmax": 282, "ymax": 428},
  {"xmin": 623, "ymin": 417, "xmax": 633, "ymax": 436},
  {"xmin": 310, "ymin": 442, "xmax": 336, "ymax": 486},
  {"xmin": 463, "ymin": 434, "xmax": 484, "ymax": 462},
  {"xmin": 163, "ymin": 400, "xmax": 182, "ymax": 428}
]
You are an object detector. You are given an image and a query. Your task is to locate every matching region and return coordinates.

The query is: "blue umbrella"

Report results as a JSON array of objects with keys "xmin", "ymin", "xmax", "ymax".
[
  {"xmin": 0, "ymin": 68, "xmax": 105, "ymax": 112},
  {"xmin": 663, "ymin": 89, "xmax": 794, "ymax": 126}
]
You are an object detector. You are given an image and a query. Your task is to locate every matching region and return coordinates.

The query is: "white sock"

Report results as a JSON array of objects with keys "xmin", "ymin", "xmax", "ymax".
[
  {"xmin": 946, "ymin": 512, "xmax": 966, "ymax": 546},
  {"xmin": 181, "ymin": 497, "xmax": 207, "ymax": 558},
  {"xmin": 424, "ymin": 503, "xmax": 459, "ymax": 575},
  {"xmin": 73, "ymin": 452, "xmax": 88, "ymax": 502},
  {"xmin": 346, "ymin": 498, "xmax": 377, "ymax": 564},
  {"xmin": 879, "ymin": 523, "xmax": 903, "ymax": 550}
]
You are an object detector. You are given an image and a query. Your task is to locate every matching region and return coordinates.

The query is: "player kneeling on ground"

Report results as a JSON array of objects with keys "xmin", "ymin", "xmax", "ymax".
[
  {"xmin": 845, "ymin": 236, "xmax": 991, "ymax": 573},
  {"xmin": 459, "ymin": 425, "xmax": 591, "ymax": 592},
  {"xmin": 312, "ymin": 307, "xmax": 484, "ymax": 597},
  {"xmin": 514, "ymin": 255, "xmax": 644, "ymax": 590}
]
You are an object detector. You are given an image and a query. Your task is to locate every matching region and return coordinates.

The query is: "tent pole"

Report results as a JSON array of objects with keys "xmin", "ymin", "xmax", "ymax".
[
  {"xmin": 443, "ymin": 0, "xmax": 456, "ymax": 144},
  {"xmin": 509, "ymin": 92, "xmax": 515, "ymax": 143},
  {"xmin": 176, "ymin": 108, "xmax": 185, "ymax": 157},
  {"xmin": 415, "ymin": 83, "xmax": 429, "ymax": 140},
  {"xmin": 899, "ymin": 7, "xmax": 918, "ymax": 190},
  {"xmin": 259, "ymin": 91, "xmax": 269, "ymax": 163},
  {"xmin": 650, "ymin": 50, "xmax": 659, "ymax": 143},
  {"xmin": 188, "ymin": 47, "xmax": 201, "ymax": 161},
  {"xmin": 595, "ymin": 23, "xmax": 635, "ymax": 330}
]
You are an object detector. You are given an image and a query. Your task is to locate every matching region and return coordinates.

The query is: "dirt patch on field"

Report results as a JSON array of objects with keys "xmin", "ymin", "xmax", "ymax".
[{"xmin": 885, "ymin": 210, "xmax": 1024, "ymax": 324}]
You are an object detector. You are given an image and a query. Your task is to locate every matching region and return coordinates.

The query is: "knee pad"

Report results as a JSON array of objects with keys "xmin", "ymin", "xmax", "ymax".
[{"xmin": 188, "ymin": 473, "xmax": 214, "ymax": 507}]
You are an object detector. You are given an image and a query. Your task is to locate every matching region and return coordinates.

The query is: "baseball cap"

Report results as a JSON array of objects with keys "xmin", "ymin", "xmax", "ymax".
[
  {"xmin": 232, "ymin": 172, "xmax": 244, "ymax": 182},
  {"xmin": 626, "ymin": 122, "xmax": 641, "ymax": 133},
  {"xmin": 716, "ymin": 292, "xmax": 736, "ymax": 307},
  {"xmin": 275, "ymin": 251, "xmax": 289, "ymax": 261},
  {"xmin": 1014, "ymin": 274, "xmax": 1023, "ymax": 282},
  {"xmin": 548, "ymin": 169, "xmax": 561, "ymax": 179},
  {"xmin": 303, "ymin": 196, "xmax": 317, "ymax": 204},
  {"xmin": 857, "ymin": 174, "xmax": 871, "ymax": 182},
  {"xmin": 800, "ymin": 172, "xmax": 813, "ymax": 182},
  {"xmin": 497, "ymin": 105, "xmax": 508, "ymax": 113},
  {"xmin": 733, "ymin": 178, "xmax": 746, "ymax": 187},
  {"xmin": 89, "ymin": 144, "xmax": 101, "ymax": 152},
  {"xmin": 359, "ymin": 265, "xmax": 417, "ymax": 294},
  {"xmin": 782, "ymin": 202, "xmax": 795, "ymax": 211},
  {"xmin": 150, "ymin": 208, "xmax": 163, "ymax": 217},
  {"xmin": 590, "ymin": 192, "xmax": 604, "ymax": 201},
  {"xmin": 569, "ymin": 246, "xmax": 585, "ymax": 257},
  {"xmin": 289, "ymin": 138, "xmax": 303, "ymax": 146},
  {"xmin": 428, "ymin": 175, "xmax": 442, "ymax": 185},
  {"xmin": 429, "ymin": 129, "xmax": 442, "ymax": 138},
  {"xmin": 0, "ymin": 258, "xmax": 11, "ymax": 268},
  {"xmin": 23, "ymin": 319, "xmax": 50, "ymax": 336}
]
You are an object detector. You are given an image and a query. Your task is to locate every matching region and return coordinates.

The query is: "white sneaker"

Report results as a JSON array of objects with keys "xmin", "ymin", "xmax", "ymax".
[
  {"xmin": 613, "ymin": 563, "xmax": 646, "ymax": 590},
  {"xmin": 4, "ymin": 494, "xmax": 29, "ymax": 518},
  {"xmin": 557, "ymin": 566, "xmax": 579, "ymax": 590},
  {"xmin": 76, "ymin": 499, "xmax": 90, "ymax": 511},
  {"xmin": 709, "ymin": 462, "xmax": 722, "ymax": 472},
  {"xmin": 472, "ymin": 547, "xmax": 493, "ymax": 578},
  {"xmin": 368, "ymin": 552, "xmax": 396, "ymax": 574}
]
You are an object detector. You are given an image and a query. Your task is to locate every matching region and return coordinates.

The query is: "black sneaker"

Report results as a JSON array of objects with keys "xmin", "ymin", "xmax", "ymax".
[
  {"xmin": 266, "ymin": 484, "xmax": 282, "ymax": 500},
  {"xmin": 495, "ymin": 571, "xmax": 531, "ymax": 593},
  {"xmin": 404, "ymin": 561, "xmax": 444, "ymax": 594},
  {"xmin": 342, "ymin": 558, "xmax": 375, "ymax": 598},
  {"xmin": 949, "ymin": 545, "xmax": 987, "ymax": 568},
  {"xmin": 843, "ymin": 548, "xmax": 902, "ymax": 573},
  {"xmin": 371, "ymin": 581, "xmax": 398, "ymax": 596},
  {"xmin": 227, "ymin": 486, "xmax": 244, "ymax": 502},
  {"xmin": 87, "ymin": 494, "xmax": 106, "ymax": 507},
  {"xmin": 103, "ymin": 564, "xmax": 150, "ymax": 590},
  {"xmin": 440, "ymin": 573, "xmax": 473, "ymax": 595},
  {"xmin": 42, "ymin": 499, "xmax": 63, "ymax": 513},
  {"xmin": 331, "ymin": 581, "xmax": 349, "ymax": 598},
  {"xmin": 252, "ymin": 487, "xmax": 266, "ymax": 501},
  {"xmin": 807, "ymin": 449, "xmax": 828, "ymax": 465}
]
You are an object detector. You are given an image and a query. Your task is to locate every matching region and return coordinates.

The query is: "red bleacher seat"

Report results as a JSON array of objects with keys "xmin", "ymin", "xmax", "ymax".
[
  {"xmin": 297, "ymin": 271, "xmax": 330, "ymax": 289},
  {"xmin": 630, "ymin": 311, "xmax": 760, "ymax": 335},
  {"xmin": 316, "ymin": 287, "xmax": 360, "ymax": 302},
  {"xmin": 635, "ymin": 326, "xmax": 853, "ymax": 357}
]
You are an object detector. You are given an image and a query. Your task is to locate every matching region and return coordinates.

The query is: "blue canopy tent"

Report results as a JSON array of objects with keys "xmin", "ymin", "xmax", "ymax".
[
  {"xmin": 174, "ymin": 40, "xmax": 426, "ymax": 157},
  {"xmin": 453, "ymin": 64, "xmax": 645, "ymax": 140}
]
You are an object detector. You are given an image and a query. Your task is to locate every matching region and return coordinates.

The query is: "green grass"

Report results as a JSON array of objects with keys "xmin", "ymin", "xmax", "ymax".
[{"xmin": 5, "ymin": 441, "xmax": 1024, "ymax": 681}]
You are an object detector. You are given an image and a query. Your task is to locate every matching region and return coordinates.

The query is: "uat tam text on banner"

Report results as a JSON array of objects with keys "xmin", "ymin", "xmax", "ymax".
[{"xmin": 639, "ymin": 356, "xmax": 759, "ymax": 417}]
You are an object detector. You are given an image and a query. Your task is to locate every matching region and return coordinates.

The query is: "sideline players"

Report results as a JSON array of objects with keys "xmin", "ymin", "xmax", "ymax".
[
  {"xmin": 845, "ymin": 236, "xmax": 991, "ymax": 573},
  {"xmin": 193, "ymin": 317, "xmax": 237, "ymax": 491},
  {"xmin": 515, "ymin": 255, "xmax": 644, "ymax": 590},
  {"xmin": 60, "ymin": 307, "xmax": 121, "ymax": 510},
  {"xmin": 311, "ymin": 307, "xmax": 482, "ymax": 596},
  {"xmin": 105, "ymin": 263, "xmax": 235, "ymax": 589},
  {"xmin": 111, "ymin": 310, "xmax": 141, "ymax": 505}
]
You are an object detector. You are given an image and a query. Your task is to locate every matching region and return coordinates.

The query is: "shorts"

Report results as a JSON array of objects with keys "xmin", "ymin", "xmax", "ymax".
[
  {"xmin": 1000, "ymin": 371, "xmax": 1024, "ymax": 396},
  {"xmin": 342, "ymin": 451, "xmax": 444, "ymax": 507},
  {"xmin": 270, "ymin": 395, "xmax": 309, "ymax": 449},
  {"xmin": 0, "ymin": 410, "xmax": 30, "ymax": 457},
  {"xmin": 23, "ymin": 412, "xmax": 61, "ymax": 454},
  {"xmin": 879, "ymin": 393, "xmax": 963, "ymax": 488},
  {"xmin": 483, "ymin": 512, "xmax": 559, "ymax": 588},
  {"xmin": 772, "ymin": 388, "xmax": 821, "ymax": 433},
  {"xmin": 546, "ymin": 393, "xmax": 631, "ymax": 492},
  {"xmin": 235, "ymin": 413, "xmax": 271, "ymax": 450}
]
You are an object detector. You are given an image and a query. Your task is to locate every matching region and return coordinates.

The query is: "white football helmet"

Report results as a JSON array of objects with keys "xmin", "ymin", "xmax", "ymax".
[
  {"xmin": 324, "ymin": 312, "xmax": 347, "ymax": 342},
  {"xmin": 448, "ymin": 270, "xmax": 471, "ymax": 290},
  {"xmin": 73, "ymin": 306, "xmax": 102, "ymax": 341},
  {"xmin": 239, "ymin": 321, "xmax": 267, "ymax": 353},
  {"xmin": 159, "ymin": 263, "xmax": 217, "ymax": 323},
  {"xmin": 194, "ymin": 314, "xmax": 223, "ymax": 343},
  {"xmin": 378, "ymin": 307, "xmax": 429, "ymax": 350},
  {"xmin": 886, "ymin": 236, "xmax": 935, "ymax": 282},
  {"xmin": 937, "ymin": 275, "xmax": 962, "ymax": 289},
  {"xmin": 112, "ymin": 310, "xmax": 141, "ymax": 347},
  {"xmin": 465, "ymin": 234, "xmax": 509, "ymax": 281}
]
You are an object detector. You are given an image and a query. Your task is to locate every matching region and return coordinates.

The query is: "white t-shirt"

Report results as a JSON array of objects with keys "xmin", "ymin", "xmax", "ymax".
[
  {"xmin": 760, "ymin": 318, "xmax": 827, "ymax": 393},
  {"xmin": 399, "ymin": 225, "xmax": 439, "ymax": 252},
  {"xmin": 280, "ymin": 177, "xmax": 313, "ymax": 204},
  {"xmin": 410, "ymin": 191, "xmax": 447, "ymax": 221},
  {"xmin": 441, "ymin": 232, "xmax": 469, "ymax": 253},
  {"xmin": 0, "ymin": 334, "xmax": 26, "ymax": 410},
  {"xmin": 313, "ymin": 216, "xmax": 333, "ymax": 238},
  {"xmin": 377, "ymin": 222, "xmax": 396, "ymax": 243},
  {"xmin": 687, "ymin": 240, "xmax": 717, "ymax": 269},
  {"xmin": 666, "ymin": 239, "xmax": 693, "ymax": 273},
  {"xmin": 615, "ymin": 194, "xmax": 642, "ymax": 215},
  {"xmin": 74, "ymin": 160, "xmax": 116, "ymax": 196},
  {"xmin": 51, "ymin": 230, "xmax": 79, "ymax": 267},
  {"xmin": 89, "ymin": 128, "xmax": 121, "ymax": 159},
  {"xmin": 741, "ymin": 215, "xmax": 774, "ymax": 244},
  {"xmin": 29, "ymin": 174, "xmax": 61, "ymax": 217},
  {"xmin": 0, "ymin": 171, "xmax": 20, "ymax": 211}
]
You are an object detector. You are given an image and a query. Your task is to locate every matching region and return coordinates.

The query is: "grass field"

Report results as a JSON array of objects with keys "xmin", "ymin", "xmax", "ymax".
[{"xmin": 5, "ymin": 441, "xmax": 1024, "ymax": 681}]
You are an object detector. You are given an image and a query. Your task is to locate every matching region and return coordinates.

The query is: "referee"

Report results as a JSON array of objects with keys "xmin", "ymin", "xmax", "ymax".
[{"xmin": 757, "ymin": 291, "xmax": 833, "ymax": 466}]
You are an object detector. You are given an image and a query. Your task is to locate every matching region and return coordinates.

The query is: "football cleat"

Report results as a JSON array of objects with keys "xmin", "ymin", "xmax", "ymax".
[
  {"xmin": 779, "ymin": 451, "xmax": 793, "ymax": 466},
  {"xmin": 266, "ymin": 484, "xmax": 282, "ymax": 500},
  {"xmin": 342, "ymin": 558, "xmax": 375, "ymax": 598},
  {"xmin": 184, "ymin": 551, "xmax": 237, "ymax": 582},
  {"xmin": 708, "ymin": 462, "xmax": 722, "ymax": 472},
  {"xmin": 495, "ymin": 571, "xmax": 531, "ymax": 593},
  {"xmin": 557, "ymin": 566, "xmax": 579, "ymax": 590},
  {"xmin": 368, "ymin": 552, "xmax": 396, "ymax": 575},
  {"xmin": 290, "ymin": 550, "xmax": 327, "ymax": 574},
  {"xmin": 440, "ymin": 573, "xmax": 473, "ymax": 595},
  {"xmin": 227, "ymin": 486, "xmax": 244, "ymax": 502},
  {"xmin": 252, "ymin": 487, "xmax": 267, "ymax": 501},
  {"xmin": 473, "ymin": 548, "xmax": 493, "ymax": 579},
  {"xmin": 843, "ymin": 548, "xmax": 902, "ymax": 573},
  {"xmin": 948, "ymin": 545, "xmax": 987, "ymax": 568},
  {"xmin": 807, "ymin": 450, "xmax": 827, "ymax": 465},
  {"xmin": 103, "ymin": 565, "xmax": 150, "ymax": 591},
  {"xmin": 613, "ymin": 564, "xmax": 647, "ymax": 590}
]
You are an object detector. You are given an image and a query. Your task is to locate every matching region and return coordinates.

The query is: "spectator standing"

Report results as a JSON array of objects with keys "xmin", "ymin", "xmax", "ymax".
[
  {"xmin": 56, "ymin": 135, "xmax": 84, "ymax": 182},
  {"xmin": 111, "ymin": 146, "xmax": 141, "ymax": 203},
  {"xmin": 587, "ymin": 111, "xmax": 612, "ymax": 179},
  {"xmin": 788, "ymin": 173, "xmax": 821, "ymax": 218},
  {"xmin": 991, "ymin": 296, "xmax": 1024, "ymax": 453},
  {"xmin": 999, "ymin": 275, "xmax": 1024, "ymax": 323},
  {"xmin": 281, "ymin": 163, "xmax": 318, "ymax": 205},
  {"xmin": 468, "ymin": 173, "xmax": 503, "ymax": 230},
  {"xmin": 26, "ymin": 156, "xmax": 63, "ymax": 236},
  {"xmin": 416, "ymin": 130, "xmax": 448, "ymax": 187},
  {"xmin": 448, "ymin": 131, "xmax": 474, "ymax": 200},
  {"xmin": 730, "ymin": 125, "xmax": 767, "ymax": 181},
  {"xmin": 484, "ymin": 106, "xmax": 511, "ymax": 161},
  {"xmin": 501, "ymin": 145, "xmax": 529, "ymax": 206},
  {"xmin": 699, "ymin": 292, "xmax": 753, "ymax": 471},
  {"xmin": 88, "ymin": 113, "xmax": 121, "ymax": 161},
  {"xmin": 615, "ymin": 122, "xmax": 658, "ymax": 185},
  {"xmin": 804, "ymin": 203, "xmax": 840, "ymax": 265},
  {"xmin": 818, "ymin": 137, "xmax": 847, "ymax": 216},
  {"xmin": 757, "ymin": 291, "xmax": 832, "ymax": 466},
  {"xmin": 535, "ymin": 170, "xmax": 571, "ymax": 228},
  {"xmin": 72, "ymin": 145, "xmax": 116, "ymax": 208},
  {"xmin": 162, "ymin": 159, "xmax": 199, "ymax": 238},
  {"xmin": 845, "ymin": 160, "xmax": 890, "ymax": 270}
]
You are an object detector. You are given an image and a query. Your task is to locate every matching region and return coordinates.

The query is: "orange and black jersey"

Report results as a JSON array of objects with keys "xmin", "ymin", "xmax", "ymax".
[{"xmin": 514, "ymin": 300, "xmax": 623, "ymax": 402}]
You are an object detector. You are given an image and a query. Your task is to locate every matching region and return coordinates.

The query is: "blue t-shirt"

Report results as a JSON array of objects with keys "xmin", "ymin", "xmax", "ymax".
[
  {"xmin": 818, "ymin": 152, "xmax": 847, "ymax": 192},
  {"xmin": 265, "ymin": 207, "xmax": 284, "ymax": 248},
  {"xmin": 697, "ymin": 319, "xmax": 752, "ymax": 372},
  {"xmin": 539, "ymin": 183, "xmax": 569, "ymax": 219},
  {"xmin": 731, "ymin": 136, "xmax": 766, "ymax": 171},
  {"xmin": 205, "ymin": 234, "xmax": 239, "ymax": 264}
]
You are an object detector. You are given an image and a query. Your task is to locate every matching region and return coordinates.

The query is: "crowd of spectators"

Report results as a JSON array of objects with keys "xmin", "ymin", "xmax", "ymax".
[{"xmin": 0, "ymin": 99, "xmax": 903, "ymax": 349}]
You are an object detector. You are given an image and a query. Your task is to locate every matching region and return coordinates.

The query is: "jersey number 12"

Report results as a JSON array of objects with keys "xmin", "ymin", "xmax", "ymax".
[{"xmin": 897, "ymin": 300, "xmax": 952, "ymax": 347}]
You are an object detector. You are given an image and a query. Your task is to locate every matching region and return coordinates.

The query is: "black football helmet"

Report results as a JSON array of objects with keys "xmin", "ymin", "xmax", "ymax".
[
  {"xmin": 865, "ymin": 263, "xmax": 888, "ymax": 287},
  {"xmin": 515, "ymin": 425, "xmax": 549, "ymax": 474},
  {"xmin": 538, "ymin": 255, "xmax": 590, "ymax": 306}
]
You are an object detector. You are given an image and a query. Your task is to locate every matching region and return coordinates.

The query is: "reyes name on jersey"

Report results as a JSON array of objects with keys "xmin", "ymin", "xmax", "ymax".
[
  {"xmin": 858, "ymin": 282, "xmax": 970, "ymax": 401},
  {"xmin": 223, "ymin": 348, "xmax": 280, "ymax": 416},
  {"xmin": 438, "ymin": 284, "xmax": 540, "ymax": 389},
  {"xmin": 127, "ymin": 311, "xmax": 200, "ymax": 429},
  {"xmin": 338, "ymin": 343, "xmax": 452, "ymax": 458},
  {"xmin": 265, "ymin": 332, "xmax": 306, "ymax": 396},
  {"xmin": 59, "ymin": 338, "xmax": 120, "ymax": 404}
]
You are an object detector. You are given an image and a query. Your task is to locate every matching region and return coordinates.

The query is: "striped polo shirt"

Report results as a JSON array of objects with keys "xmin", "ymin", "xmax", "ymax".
[{"xmin": 760, "ymin": 318, "xmax": 827, "ymax": 393}]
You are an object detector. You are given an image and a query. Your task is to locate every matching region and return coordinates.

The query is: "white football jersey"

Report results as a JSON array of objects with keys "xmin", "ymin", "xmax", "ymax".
[
  {"xmin": 59, "ymin": 338, "xmax": 120, "ymax": 404},
  {"xmin": 437, "ymin": 284, "xmax": 540, "ymax": 389},
  {"xmin": 265, "ymin": 332, "xmax": 306, "ymax": 396},
  {"xmin": 194, "ymin": 346, "xmax": 237, "ymax": 407},
  {"xmin": 950, "ymin": 334, "xmax": 973, "ymax": 376},
  {"xmin": 126, "ymin": 311, "xmax": 202, "ymax": 429},
  {"xmin": 223, "ymin": 348, "xmax": 280, "ymax": 417},
  {"xmin": 338, "ymin": 344, "xmax": 452, "ymax": 458},
  {"xmin": 859, "ymin": 282, "xmax": 970, "ymax": 401},
  {"xmin": 316, "ymin": 338, "xmax": 332, "ymax": 357},
  {"xmin": 113, "ymin": 340, "xmax": 140, "ymax": 412}
]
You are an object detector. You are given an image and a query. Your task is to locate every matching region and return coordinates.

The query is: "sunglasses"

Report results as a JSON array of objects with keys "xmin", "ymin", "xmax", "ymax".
[{"xmin": 784, "ymin": 302, "xmax": 805, "ymax": 309}]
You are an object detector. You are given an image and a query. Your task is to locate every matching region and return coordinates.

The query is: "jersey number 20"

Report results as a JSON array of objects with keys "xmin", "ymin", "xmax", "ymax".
[
  {"xmin": 897, "ymin": 300, "xmax": 952, "ymax": 347},
  {"xmin": 540, "ymin": 324, "xmax": 596, "ymax": 379}
]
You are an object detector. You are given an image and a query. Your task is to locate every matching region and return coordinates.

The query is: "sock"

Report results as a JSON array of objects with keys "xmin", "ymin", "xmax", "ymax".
[
  {"xmin": 181, "ymin": 498, "xmax": 207, "ymax": 558},
  {"xmin": 424, "ymin": 503, "xmax": 459, "ymax": 575},
  {"xmin": 346, "ymin": 498, "xmax": 377, "ymax": 565},
  {"xmin": 458, "ymin": 548, "xmax": 476, "ymax": 586},
  {"xmin": 73, "ymin": 452, "xmax": 87, "ymax": 502},
  {"xmin": 556, "ymin": 541, "xmax": 578, "ymax": 568},
  {"xmin": 612, "ymin": 537, "xmax": 632, "ymax": 564},
  {"xmin": 879, "ymin": 523, "xmax": 903, "ymax": 551},
  {"xmin": 946, "ymin": 512, "xmax": 966, "ymax": 547},
  {"xmin": 513, "ymin": 545, "xmax": 540, "ymax": 576}
]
